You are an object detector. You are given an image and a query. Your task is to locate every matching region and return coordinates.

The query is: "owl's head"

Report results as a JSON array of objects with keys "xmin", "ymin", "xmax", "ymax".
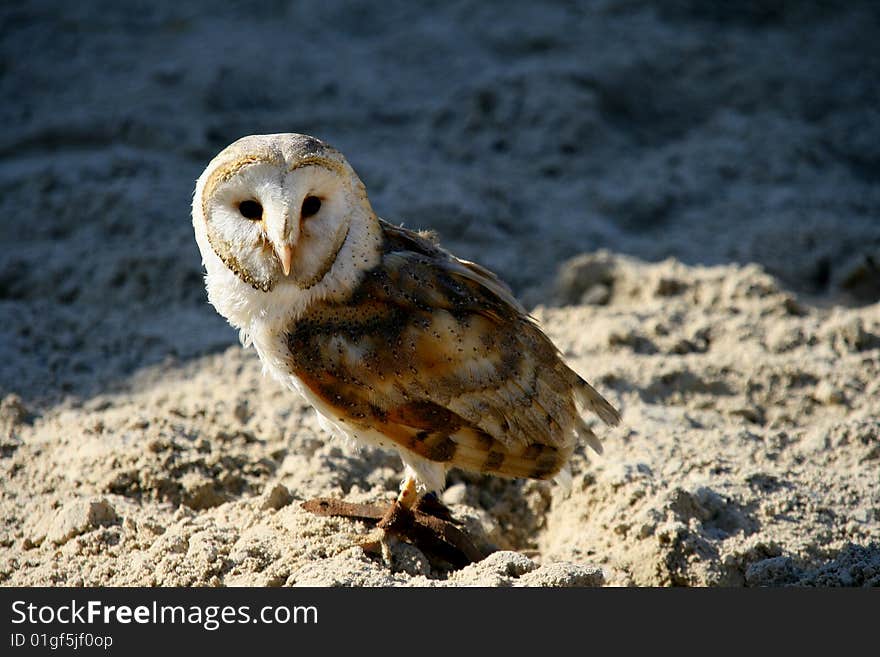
[{"xmin": 192, "ymin": 133, "xmax": 377, "ymax": 296}]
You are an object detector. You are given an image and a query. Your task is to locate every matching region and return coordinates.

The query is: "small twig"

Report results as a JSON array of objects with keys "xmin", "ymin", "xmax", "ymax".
[{"xmin": 301, "ymin": 498, "xmax": 386, "ymax": 521}]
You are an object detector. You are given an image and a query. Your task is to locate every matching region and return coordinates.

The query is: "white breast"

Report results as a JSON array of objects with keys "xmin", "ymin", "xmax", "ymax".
[{"xmin": 201, "ymin": 211, "xmax": 449, "ymax": 493}]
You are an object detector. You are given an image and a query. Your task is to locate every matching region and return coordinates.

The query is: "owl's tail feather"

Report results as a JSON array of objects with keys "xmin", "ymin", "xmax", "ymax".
[
  {"xmin": 575, "ymin": 378, "xmax": 621, "ymax": 427},
  {"xmin": 576, "ymin": 421, "xmax": 604, "ymax": 455},
  {"xmin": 572, "ymin": 378, "xmax": 620, "ymax": 455}
]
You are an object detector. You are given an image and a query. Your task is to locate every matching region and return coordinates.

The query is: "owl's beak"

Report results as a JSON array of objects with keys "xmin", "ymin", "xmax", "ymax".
[{"xmin": 275, "ymin": 243, "xmax": 294, "ymax": 277}]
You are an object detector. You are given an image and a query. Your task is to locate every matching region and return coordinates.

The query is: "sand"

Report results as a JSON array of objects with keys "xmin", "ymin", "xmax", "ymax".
[{"xmin": 1, "ymin": 1, "xmax": 878, "ymax": 586}]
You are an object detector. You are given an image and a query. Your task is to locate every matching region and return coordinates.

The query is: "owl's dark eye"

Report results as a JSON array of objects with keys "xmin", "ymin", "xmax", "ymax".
[
  {"xmin": 301, "ymin": 196, "xmax": 322, "ymax": 219},
  {"xmin": 238, "ymin": 200, "xmax": 263, "ymax": 220}
]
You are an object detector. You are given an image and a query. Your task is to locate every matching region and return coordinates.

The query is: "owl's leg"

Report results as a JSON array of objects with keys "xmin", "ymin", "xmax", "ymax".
[
  {"xmin": 396, "ymin": 475, "xmax": 419, "ymax": 509},
  {"xmin": 392, "ymin": 465, "xmax": 454, "ymax": 520},
  {"xmin": 396, "ymin": 457, "xmax": 447, "ymax": 507}
]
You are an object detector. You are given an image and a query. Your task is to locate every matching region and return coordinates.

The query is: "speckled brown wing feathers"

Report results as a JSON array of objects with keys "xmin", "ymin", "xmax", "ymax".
[{"xmin": 285, "ymin": 221, "xmax": 619, "ymax": 481}]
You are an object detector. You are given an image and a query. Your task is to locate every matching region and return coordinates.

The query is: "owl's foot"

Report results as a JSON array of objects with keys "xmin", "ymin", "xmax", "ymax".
[
  {"xmin": 301, "ymin": 493, "xmax": 488, "ymax": 568},
  {"xmin": 376, "ymin": 496, "xmax": 485, "ymax": 567}
]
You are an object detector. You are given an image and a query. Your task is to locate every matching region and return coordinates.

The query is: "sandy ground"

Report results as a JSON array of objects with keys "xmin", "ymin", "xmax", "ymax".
[{"xmin": 1, "ymin": 1, "xmax": 879, "ymax": 586}]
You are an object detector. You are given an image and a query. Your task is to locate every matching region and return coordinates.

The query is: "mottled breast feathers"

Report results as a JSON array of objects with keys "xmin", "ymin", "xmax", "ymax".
[{"xmin": 285, "ymin": 220, "xmax": 619, "ymax": 481}]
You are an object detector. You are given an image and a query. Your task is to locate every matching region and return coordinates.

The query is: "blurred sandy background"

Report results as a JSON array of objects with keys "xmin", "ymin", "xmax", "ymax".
[{"xmin": 1, "ymin": 1, "xmax": 878, "ymax": 586}]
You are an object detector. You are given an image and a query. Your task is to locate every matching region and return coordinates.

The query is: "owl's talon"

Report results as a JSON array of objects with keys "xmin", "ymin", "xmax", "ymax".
[
  {"xmin": 358, "ymin": 538, "xmax": 380, "ymax": 555},
  {"xmin": 358, "ymin": 528, "xmax": 397, "ymax": 566},
  {"xmin": 357, "ymin": 529, "xmax": 387, "ymax": 559}
]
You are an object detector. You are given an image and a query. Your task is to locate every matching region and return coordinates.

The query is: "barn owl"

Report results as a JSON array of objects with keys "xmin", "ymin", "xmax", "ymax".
[{"xmin": 192, "ymin": 133, "xmax": 620, "ymax": 509}]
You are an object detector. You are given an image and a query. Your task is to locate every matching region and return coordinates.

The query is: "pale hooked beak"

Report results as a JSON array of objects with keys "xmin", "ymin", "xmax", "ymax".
[{"xmin": 275, "ymin": 243, "xmax": 293, "ymax": 277}]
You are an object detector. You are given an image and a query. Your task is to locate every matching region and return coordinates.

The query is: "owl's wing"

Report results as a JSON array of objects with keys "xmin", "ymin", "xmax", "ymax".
[{"xmin": 286, "ymin": 222, "xmax": 619, "ymax": 480}]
